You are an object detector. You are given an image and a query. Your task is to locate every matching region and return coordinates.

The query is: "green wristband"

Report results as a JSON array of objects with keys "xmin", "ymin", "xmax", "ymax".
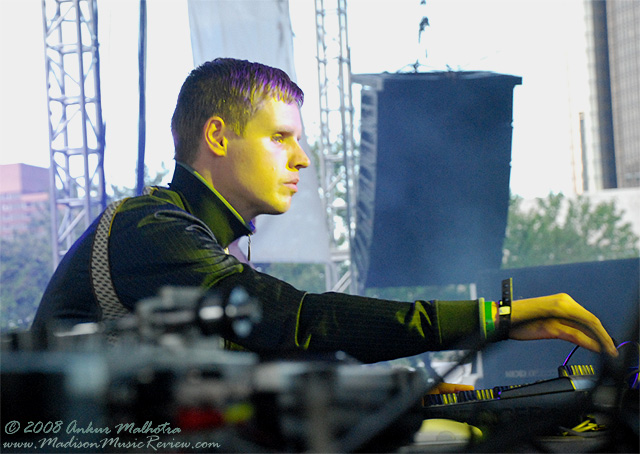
[{"xmin": 484, "ymin": 300, "xmax": 495, "ymax": 338}]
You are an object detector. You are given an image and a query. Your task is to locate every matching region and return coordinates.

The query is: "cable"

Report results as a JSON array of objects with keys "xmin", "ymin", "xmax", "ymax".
[
  {"xmin": 562, "ymin": 344, "xmax": 580, "ymax": 366},
  {"xmin": 615, "ymin": 340, "xmax": 639, "ymax": 389}
]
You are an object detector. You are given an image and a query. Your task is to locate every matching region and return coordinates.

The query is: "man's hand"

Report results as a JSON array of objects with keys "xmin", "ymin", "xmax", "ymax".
[{"xmin": 509, "ymin": 293, "xmax": 618, "ymax": 356}]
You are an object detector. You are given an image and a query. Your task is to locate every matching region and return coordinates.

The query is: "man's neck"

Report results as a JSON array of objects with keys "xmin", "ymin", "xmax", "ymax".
[{"xmin": 176, "ymin": 162, "xmax": 251, "ymax": 229}]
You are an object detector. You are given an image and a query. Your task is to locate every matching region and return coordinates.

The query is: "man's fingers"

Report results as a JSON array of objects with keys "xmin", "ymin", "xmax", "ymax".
[
  {"xmin": 510, "ymin": 295, "xmax": 618, "ymax": 356},
  {"xmin": 511, "ymin": 318, "xmax": 618, "ymax": 356},
  {"xmin": 559, "ymin": 319, "xmax": 618, "ymax": 356}
]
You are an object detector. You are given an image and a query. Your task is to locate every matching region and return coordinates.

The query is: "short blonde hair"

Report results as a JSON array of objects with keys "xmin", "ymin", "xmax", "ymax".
[{"xmin": 171, "ymin": 58, "xmax": 304, "ymax": 165}]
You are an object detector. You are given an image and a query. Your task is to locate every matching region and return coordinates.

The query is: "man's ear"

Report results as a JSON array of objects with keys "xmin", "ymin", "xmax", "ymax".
[{"xmin": 203, "ymin": 116, "xmax": 227, "ymax": 156}]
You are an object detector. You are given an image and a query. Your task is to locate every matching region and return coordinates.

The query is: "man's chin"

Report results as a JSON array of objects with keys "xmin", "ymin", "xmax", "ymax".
[{"xmin": 262, "ymin": 204, "xmax": 291, "ymax": 216}]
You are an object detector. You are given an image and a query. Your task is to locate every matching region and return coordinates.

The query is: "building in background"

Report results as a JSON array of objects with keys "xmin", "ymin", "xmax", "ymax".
[
  {"xmin": 580, "ymin": 0, "xmax": 639, "ymax": 191},
  {"xmin": 606, "ymin": 0, "xmax": 640, "ymax": 189},
  {"xmin": 0, "ymin": 164, "xmax": 49, "ymax": 238}
]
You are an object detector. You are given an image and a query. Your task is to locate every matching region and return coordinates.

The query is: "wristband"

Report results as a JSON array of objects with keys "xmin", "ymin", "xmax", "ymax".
[
  {"xmin": 497, "ymin": 303, "xmax": 511, "ymax": 340},
  {"xmin": 483, "ymin": 299, "xmax": 495, "ymax": 339},
  {"xmin": 497, "ymin": 279, "xmax": 513, "ymax": 340}
]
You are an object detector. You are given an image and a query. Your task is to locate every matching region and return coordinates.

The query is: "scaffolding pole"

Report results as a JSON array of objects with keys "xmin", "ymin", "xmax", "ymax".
[
  {"xmin": 41, "ymin": 0, "xmax": 106, "ymax": 268},
  {"xmin": 315, "ymin": 0, "xmax": 358, "ymax": 293}
]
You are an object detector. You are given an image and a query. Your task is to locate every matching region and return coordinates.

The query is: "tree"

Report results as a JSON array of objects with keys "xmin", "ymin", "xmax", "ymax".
[
  {"xmin": 0, "ymin": 165, "xmax": 171, "ymax": 332},
  {"xmin": 365, "ymin": 192, "xmax": 639, "ymax": 302},
  {"xmin": 259, "ymin": 263, "xmax": 327, "ymax": 293},
  {"xmin": 503, "ymin": 192, "xmax": 639, "ymax": 268},
  {"xmin": 0, "ymin": 212, "xmax": 53, "ymax": 331}
]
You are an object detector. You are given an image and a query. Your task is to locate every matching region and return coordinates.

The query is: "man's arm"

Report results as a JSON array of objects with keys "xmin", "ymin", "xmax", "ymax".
[{"xmin": 215, "ymin": 268, "xmax": 486, "ymax": 363}]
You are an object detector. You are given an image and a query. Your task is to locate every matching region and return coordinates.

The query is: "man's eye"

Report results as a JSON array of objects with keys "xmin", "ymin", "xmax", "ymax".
[{"xmin": 272, "ymin": 134, "xmax": 285, "ymax": 143}]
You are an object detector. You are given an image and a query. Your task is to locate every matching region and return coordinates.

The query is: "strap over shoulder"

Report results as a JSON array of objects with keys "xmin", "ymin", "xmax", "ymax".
[
  {"xmin": 90, "ymin": 187, "xmax": 156, "ymax": 323},
  {"xmin": 90, "ymin": 198, "xmax": 130, "ymax": 322}
]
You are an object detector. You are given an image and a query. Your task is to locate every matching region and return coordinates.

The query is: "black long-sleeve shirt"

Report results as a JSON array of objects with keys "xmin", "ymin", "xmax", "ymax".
[{"xmin": 32, "ymin": 163, "xmax": 484, "ymax": 362}]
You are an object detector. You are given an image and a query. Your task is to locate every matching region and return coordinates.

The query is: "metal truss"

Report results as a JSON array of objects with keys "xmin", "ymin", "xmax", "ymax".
[
  {"xmin": 314, "ymin": 0, "xmax": 358, "ymax": 293},
  {"xmin": 41, "ymin": 0, "xmax": 106, "ymax": 267}
]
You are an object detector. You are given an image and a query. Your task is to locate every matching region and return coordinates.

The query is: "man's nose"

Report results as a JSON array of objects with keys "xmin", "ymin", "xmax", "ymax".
[{"xmin": 291, "ymin": 142, "xmax": 311, "ymax": 170}]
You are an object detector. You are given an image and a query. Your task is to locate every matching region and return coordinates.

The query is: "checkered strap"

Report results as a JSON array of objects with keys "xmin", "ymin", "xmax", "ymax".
[{"xmin": 90, "ymin": 198, "xmax": 130, "ymax": 323}]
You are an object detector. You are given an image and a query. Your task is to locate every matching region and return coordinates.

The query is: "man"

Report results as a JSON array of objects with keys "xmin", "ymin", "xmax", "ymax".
[{"xmin": 32, "ymin": 58, "xmax": 618, "ymax": 362}]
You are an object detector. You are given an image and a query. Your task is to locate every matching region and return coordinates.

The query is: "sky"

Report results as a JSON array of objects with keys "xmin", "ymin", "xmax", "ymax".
[{"xmin": 1, "ymin": 0, "xmax": 589, "ymax": 199}]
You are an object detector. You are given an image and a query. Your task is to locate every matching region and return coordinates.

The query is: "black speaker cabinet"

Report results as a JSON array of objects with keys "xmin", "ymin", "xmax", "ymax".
[{"xmin": 353, "ymin": 72, "xmax": 522, "ymax": 289}]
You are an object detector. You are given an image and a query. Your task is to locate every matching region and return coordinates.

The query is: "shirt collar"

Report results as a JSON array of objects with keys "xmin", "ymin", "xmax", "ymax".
[{"xmin": 169, "ymin": 162, "xmax": 254, "ymax": 248}]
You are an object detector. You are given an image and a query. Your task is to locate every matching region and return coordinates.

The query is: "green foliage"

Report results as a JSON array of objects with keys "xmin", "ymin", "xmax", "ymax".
[
  {"xmin": 258, "ymin": 263, "xmax": 474, "ymax": 302},
  {"xmin": 0, "ymin": 212, "xmax": 53, "ymax": 331},
  {"xmin": 258, "ymin": 263, "xmax": 327, "ymax": 293},
  {"xmin": 364, "ymin": 192, "xmax": 639, "ymax": 299},
  {"xmin": 364, "ymin": 284, "xmax": 473, "ymax": 302},
  {"xmin": 0, "ymin": 165, "xmax": 171, "ymax": 332},
  {"xmin": 503, "ymin": 192, "xmax": 639, "ymax": 268}
]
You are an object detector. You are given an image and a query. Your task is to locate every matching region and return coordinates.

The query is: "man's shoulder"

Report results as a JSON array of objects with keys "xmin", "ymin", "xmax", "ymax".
[
  {"xmin": 119, "ymin": 186, "xmax": 185, "ymax": 210},
  {"xmin": 110, "ymin": 187, "xmax": 194, "ymax": 221},
  {"xmin": 112, "ymin": 187, "xmax": 208, "ymax": 233}
]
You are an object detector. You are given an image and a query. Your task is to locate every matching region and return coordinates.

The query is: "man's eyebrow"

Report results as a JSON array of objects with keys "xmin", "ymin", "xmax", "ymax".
[
  {"xmin": 273, "ymin": 126, "xmax": 300, "ymax": 137},
  {"xmin": 273, "ymin": 123, "xmax": 295, "ymax": 132}
]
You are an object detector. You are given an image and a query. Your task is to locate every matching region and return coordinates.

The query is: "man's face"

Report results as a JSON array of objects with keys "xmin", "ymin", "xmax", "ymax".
[{"xmin": 218, "ymin": 98, "xmax": 310, "ymax": 221}]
